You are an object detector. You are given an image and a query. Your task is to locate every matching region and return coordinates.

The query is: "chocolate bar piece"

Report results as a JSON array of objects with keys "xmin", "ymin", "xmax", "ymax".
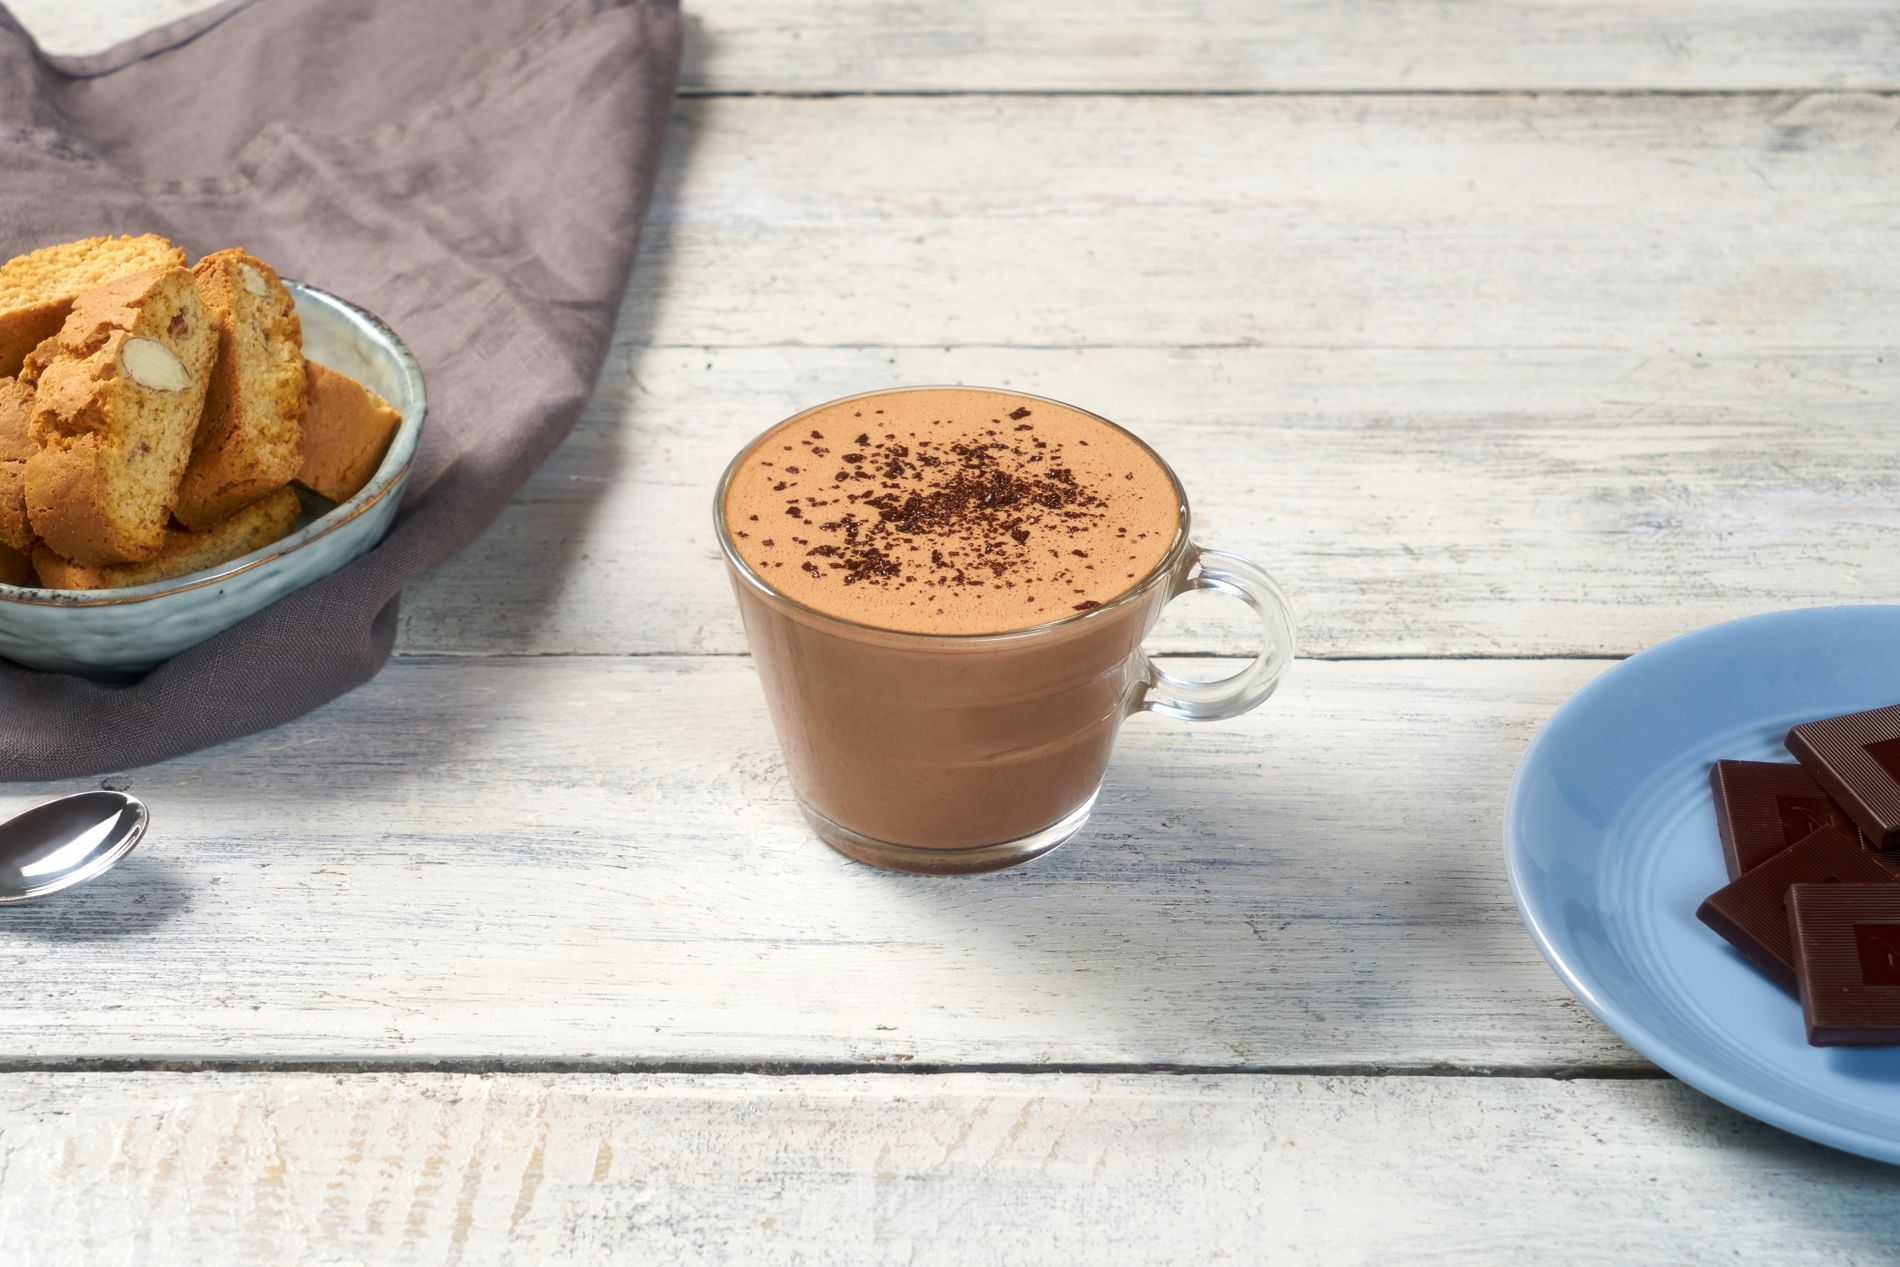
[
  {"xmin": 1709, "ymin": 760, "xmax": 1863, "ymax": 879},
  {"xmin": 1696, "ymin": 826, "xmax": 1897, "ymax": 992},
  {"xmin": 1788, "ymin": 704, "xmax": 1900, "ymax": 851},
  {"xmin": 1789, "ymin": 884, "xmax": 1900, "ymax": 1046}
]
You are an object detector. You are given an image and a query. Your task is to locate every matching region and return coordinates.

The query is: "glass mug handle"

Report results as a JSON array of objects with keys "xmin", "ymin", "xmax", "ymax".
[{"xmin": 1136, "ymin": 545, "xmax": 1296, "ymax": 721}]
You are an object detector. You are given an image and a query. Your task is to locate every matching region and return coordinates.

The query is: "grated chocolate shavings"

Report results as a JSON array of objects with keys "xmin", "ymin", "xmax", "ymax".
[{"xmin": 741, "ymin": 401, "xmax": 1162, "ymax": 609}]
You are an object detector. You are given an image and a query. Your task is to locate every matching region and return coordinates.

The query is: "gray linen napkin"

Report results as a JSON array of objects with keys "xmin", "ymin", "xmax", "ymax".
[{"xmin": 0, "ymin": 0, "xmax": 681, "ymax": 779}]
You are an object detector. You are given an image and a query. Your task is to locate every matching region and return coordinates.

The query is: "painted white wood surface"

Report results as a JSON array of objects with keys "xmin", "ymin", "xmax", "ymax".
[
  {"xmin": 618, "ymin": 95, "xmax": 1900, "ymax": 352},
  {"xmin": 0, "ymin": 656, "xmax": 1635, "ymax": 1068},
  {"xmin": 677, "ymin": 1, "xmax": 1900, "ymax": 92},
  {"xmin": 10, "ymin": 0, "xmax": 1899, "ymax": 91},
  {"xmin": 399, "ymin": 343, "xmax": 1900, "ymax": 659},
  {"xmin": 4, "ymin": 1072, "xmax": 1899, "ymax": 1266}
]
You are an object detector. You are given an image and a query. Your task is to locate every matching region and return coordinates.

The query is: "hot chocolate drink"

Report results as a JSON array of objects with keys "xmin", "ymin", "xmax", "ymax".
[
  {"xmin": 721, "ymin": 387, "xmax": 1181, "ymax": 634},
  {"xmin": 718, "ymin": 386, "xmax": 1289, "ymax": 874}
]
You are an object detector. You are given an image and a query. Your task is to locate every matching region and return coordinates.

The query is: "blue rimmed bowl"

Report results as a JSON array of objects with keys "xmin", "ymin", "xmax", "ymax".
[{"xmin": 0, "ymin": 282, "xmax": 426, "ymax": 676}]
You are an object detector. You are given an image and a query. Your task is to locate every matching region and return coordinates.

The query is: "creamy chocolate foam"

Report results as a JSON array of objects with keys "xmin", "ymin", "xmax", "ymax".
[{"xmin": 723, "ymin": 388, "xmax": 1180, "ymax": 635}]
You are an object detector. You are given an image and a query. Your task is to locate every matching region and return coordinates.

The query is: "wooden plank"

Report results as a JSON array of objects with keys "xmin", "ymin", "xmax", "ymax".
[
  {"xmin": 681, "ymin": 1, "xmax": 1900, "ymax": 92},
  {"xmin": 626, "ymin": 94, "xmax": 1900, "ymax": 351},
  {"xmin": 398, "ymin": 343, "xmax": 1900, "ymax": 658},
  {"xmin": 14, "ymin": 1, "xmax": 1900, "ymax": 90},
  {"xmin": 0, "ymin": 655, "xmax": 1637, "ymax": 1068},
  {"xmin": 4, "ymin": 1071, "xmax": 1898, "ymax": 1264}
]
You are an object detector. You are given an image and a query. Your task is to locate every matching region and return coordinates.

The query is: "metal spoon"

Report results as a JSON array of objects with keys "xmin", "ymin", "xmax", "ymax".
[{"xmin": 0, "ymin": 792, "xmax": 149, "ymax": 904}]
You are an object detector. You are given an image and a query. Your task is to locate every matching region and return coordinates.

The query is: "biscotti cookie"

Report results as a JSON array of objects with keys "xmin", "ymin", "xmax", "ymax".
[
  {"xmin": 295, "ymin": 360, "xmax": 401, "ymax": 503},
  {"xmin": 173, "ymin": 249, "xmax": 305, "ymax": 528},
  {"xmin": 24, "ymin": 268, "xmax": 217, "ymax": 565},
  {"xmin": 0, "ymin": 235, "xmax": 185, "ymax": 378},
  {"xmin": 32, "ymin": 486, "xmax": 299, "ymax": 591},
  {"xmin": 0, "ymin": 376, "xmax": 32, "ymax": 551}
]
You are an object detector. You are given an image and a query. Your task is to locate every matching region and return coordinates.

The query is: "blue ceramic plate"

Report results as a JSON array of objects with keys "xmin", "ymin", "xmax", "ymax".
[{"xmin": 1506, "ymin": 606, "xmax": 1900, "ymax": 1165}]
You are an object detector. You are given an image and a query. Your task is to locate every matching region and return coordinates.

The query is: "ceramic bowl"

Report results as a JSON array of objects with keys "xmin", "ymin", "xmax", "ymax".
[{"xmin": 0, "ymin": 282, "xmax": 426, "ymax": 676}]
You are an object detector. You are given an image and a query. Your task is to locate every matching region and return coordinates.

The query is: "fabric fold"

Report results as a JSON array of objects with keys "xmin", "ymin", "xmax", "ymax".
[{"xmin": 0, "ymin": 0, "xmax": 682, "ymax": 779}]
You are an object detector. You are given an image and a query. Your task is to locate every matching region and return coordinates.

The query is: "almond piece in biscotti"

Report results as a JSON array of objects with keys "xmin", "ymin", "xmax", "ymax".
[{"xmin": 119, "ymin": 337, "xmax": 193, "ymax": 392}]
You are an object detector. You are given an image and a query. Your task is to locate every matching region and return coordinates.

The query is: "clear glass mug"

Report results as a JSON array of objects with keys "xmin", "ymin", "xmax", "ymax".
[{"xmin": 716, "ymin": 387, "xmax": 1296, "ymax": 874}]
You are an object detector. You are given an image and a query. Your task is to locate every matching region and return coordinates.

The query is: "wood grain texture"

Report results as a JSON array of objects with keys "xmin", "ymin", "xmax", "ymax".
[
  {"xmin": 679, "ymin": 1, "xmax": 1900, "ymax": 92},
  {"xmin": 11, "ymin": 1, "xmax": 1900, "ymax": 90},
  {"xmin": 397, "ymin": 343, "xmax": 1900, "ymax": 658},
  {"xmin": 619, "ymin": 94, "xmax": 1900, "ymax": 351},
  {"xmin": 5, "ymin": 1072, "xmax": 1900, "ymax": 1265},
  {"xmin": 0, "ymin": 655, "xmax": 1638, "ymax": 1068}
]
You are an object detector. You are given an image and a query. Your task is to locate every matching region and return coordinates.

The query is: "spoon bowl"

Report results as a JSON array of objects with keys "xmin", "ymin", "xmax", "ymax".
[{"xmin": 0, "ymin": 792, "xmax": 149, "ymax": 904}]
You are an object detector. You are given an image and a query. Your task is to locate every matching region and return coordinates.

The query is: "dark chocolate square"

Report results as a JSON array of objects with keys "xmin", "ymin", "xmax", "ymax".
[
  {"xmin": 1856, "ymin": 922, "xmax": 1900, "ymax": 986},
  {"xmin": 1696, "ymin": 826, "xmax": 1898, "ymax": 992},
  {"xmin": 1868, "ymin": 736, "xmax": 1900, "ymax": 785},
  {"xmin": 1787, "ymin": 704, "xmax": 1900, "ymax": 851},
  {"xmin": 1789, "ymin": 884, "xmax": 1900, "ymax": 1046},
  {"xmin": 1708, "ymin": 760, "xmax": 1863, "ymax": 879}
]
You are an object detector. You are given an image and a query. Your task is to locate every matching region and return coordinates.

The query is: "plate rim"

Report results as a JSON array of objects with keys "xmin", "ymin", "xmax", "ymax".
[{"xmin": 1503, "ymin": 603, "xmax": 1900, "ymax": 1166}]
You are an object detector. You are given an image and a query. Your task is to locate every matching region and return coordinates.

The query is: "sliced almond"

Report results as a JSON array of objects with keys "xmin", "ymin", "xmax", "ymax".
[
  {"xmin": 120, "ymin": 337, "xmax": 192, "ymax": 392},
  {"xmin": 238, "ymin": 264, "xmax": 271, "ymax": 298}
]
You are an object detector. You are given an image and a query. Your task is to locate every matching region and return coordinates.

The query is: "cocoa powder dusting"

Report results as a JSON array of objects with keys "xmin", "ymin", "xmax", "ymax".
[
  {"xmin": 727, "ymin": 390, "xmax": 1178, "ymax": 633},
  {"xmin": 756, "ymin": 421, "xmax": 1114, "ymax": 592}
]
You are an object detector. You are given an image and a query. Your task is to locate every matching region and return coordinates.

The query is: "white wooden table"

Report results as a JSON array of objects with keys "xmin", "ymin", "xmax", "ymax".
[{"xmin": 6, "ymin": 2, "xmax": 1900, "ymax": 1261}]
